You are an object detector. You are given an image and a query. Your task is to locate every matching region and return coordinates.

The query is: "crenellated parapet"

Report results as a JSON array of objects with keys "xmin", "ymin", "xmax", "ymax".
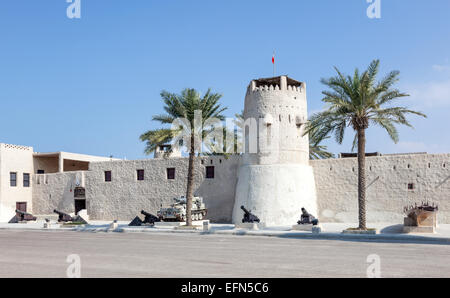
[
  {"xmin": 249, "ymin": 84, "xmax": 304, "ymax": 93},
  {"xmin": 247, "ymin": 76, "xmax": 305, "ymax": 94},
  {"xmin": 0, "ymin": 143, "xmax": 33, "ymax": 151},
  {"xmin": 233, "ymin": 75, "xmax": 318, "ymax": 226},
  {"xmin": 242, "ymin": 75, "xmax": 310, "ymax": 165}
]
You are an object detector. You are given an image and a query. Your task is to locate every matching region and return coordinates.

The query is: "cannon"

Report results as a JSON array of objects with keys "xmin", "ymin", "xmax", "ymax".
[
  {"xmin": 141, "ymin": 210, "xmax": 160, "ymax": 224},
  {"xmin": 297, "ymin": 208, "xmax": 319, "ymax": 226},
  {"xmin": 241, "ymin": 205, "xmax": 260, "ymax": 223},
  {"xmin": 129, "ymin": 216, "xmax": 143, "ymax": 226},
  {"xmin": 129, "ymin": 210, "xmax": 161, "ymax": 226},
  {"xmin": 8, "ymin": 210, "xmax": 37, "ymax": 223},
  {"xmin": 16, "ymin": 210, "xmax": 37, "ymax": 221},
  {"xmin": 54, "ymin": 209, "xmax": 73, "ymax": 222},
  {"xmin": 53, "ymin": 209, "xmax": 88, "ymax": 224}
]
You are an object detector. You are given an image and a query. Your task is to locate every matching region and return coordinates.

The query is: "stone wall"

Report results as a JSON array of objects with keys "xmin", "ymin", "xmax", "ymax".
[
  {"xmin": 311, "ymin": 153, "xmax": 450, "ymax": 223},
  {"xmin": 30, "ymin": 152, "xmax": 450, "ymax": 224},
  {"xmin": 32, "ymin": 171, "xmax": 85, "ymax": 215},
  {"xmin": 86, "ymin": 155, "xmax": 240, "ymax": 222}
]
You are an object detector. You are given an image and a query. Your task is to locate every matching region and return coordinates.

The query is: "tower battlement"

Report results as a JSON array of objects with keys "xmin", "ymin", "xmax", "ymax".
[
  {"xmin": 242, "ymin": 75, "xmax": 309, "ymax": 165},
  {"xmin": 247, "ymin": 76, "xmax": 305, "ymax": 93},
  {"xmin": 233, "ymin": 75, "xmax": 318, "ymax": 226}
]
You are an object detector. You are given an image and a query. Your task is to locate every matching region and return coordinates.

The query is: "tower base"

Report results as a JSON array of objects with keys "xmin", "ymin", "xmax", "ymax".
[{"xmin": 232, "ymin": 164, "xmax": 318, "ymax": 226}]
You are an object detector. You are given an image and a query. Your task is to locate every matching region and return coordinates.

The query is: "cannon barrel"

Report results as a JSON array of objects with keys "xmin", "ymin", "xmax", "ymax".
[
  {"xmin": 241, "ymin": 205, "xmax": 260, "ymax": 223},
  {"xmin": 140, "ymin": 210, "xmax": 159, "ymax": 224},
  {"xmin": 14, "ymin": 209, "xmax": 36, "ymax": 221},
  {"xmin": 53, "ymin": 209, "xmax": 73, "ymax": 222},
  {"xmin": 53, "ymin": 209, "xmax": 72, "ymax": 216},
  {"xmin": 240, "ymin": 205, "xmax": 250, "ymax": 214},
  {"xmin": 141, "ymin": 210, "xmax": 151, "ymax": 216}
]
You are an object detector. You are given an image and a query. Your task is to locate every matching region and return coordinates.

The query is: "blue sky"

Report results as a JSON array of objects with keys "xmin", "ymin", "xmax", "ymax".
[{"xmin": 0, "ymin": 0, "xmax": 449, "ymax": 159}]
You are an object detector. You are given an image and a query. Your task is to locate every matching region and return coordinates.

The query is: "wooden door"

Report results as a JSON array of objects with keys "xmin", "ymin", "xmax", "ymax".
[{"xmin": 16, "ymin": 202, "xmax": 27, "ymax": 216}]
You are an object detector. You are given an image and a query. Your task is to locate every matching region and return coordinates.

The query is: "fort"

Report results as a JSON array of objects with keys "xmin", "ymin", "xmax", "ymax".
[{"xmin": 1, "ymin": 76, "xmax": 449, "ymax": 225}]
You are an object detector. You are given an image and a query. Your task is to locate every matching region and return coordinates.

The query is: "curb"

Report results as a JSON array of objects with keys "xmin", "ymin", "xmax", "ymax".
[
  {"xmin": 1, "ymin": 226, "xmax": 450, "ymax": 244},
  {"xmin": 119, "ymin": 227, "xmax": 450, "ymax": 244},
  {"xmin": 206, "ymin": 230, "xmax": 450, "ymax": 244}
]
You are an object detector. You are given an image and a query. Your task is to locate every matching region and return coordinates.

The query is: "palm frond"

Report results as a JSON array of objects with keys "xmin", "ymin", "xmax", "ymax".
[
  {"xmin": 141, "ymin": 88, "xmax": 228, "ymax": 155},
  {"xmin": 308, "ymin": 59, "xmax": 426, "ymax": 153},
  {"xmin": 140, "ymin": 128, "xmax": 177, "ymax": 155},
  {"xmin": 152, "ymin": 114, "xmax": 176, "ymax": 124}
]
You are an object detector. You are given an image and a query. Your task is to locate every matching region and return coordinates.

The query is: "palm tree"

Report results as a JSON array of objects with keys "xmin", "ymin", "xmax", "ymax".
[
  {"xmin": 140, "ymin": 88, "xmax": 227, "ymax": 226},
  {"xmin": 305, "ymin": 59, "xmax": 426, "ymax": 230},
  {"xmin": 309, "ymin": 126, "xmax": 334, "ymax": 159}
]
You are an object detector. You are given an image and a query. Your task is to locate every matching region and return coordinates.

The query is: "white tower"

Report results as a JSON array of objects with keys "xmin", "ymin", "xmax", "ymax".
[
  {"xmin": 153, "ymin": 144, "xmax": 182, "ymax": 159},
  {"xmin": 232, "ymin": 76, "xmax": 318, "ymax": 226}
]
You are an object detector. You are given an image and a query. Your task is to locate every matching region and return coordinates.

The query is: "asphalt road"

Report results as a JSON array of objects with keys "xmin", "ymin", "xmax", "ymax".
[{"xmin": 0, "ymin": 230, "xmax": 449, "ymax": 278}]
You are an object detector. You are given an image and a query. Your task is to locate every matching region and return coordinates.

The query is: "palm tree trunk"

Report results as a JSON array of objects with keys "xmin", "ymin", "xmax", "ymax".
[
  {"xmin": 185, "ymin": 133, "xmax": 195, "ymax": 227},
  {"xmin": 357, "ymin": 128, "xmax": 367, "ymax": 230}
]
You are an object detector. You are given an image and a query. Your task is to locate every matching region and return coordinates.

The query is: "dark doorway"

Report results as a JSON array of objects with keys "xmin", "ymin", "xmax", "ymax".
[
  {"xmin": 16, "ymin": 202, "xmax": 27, "ymax": 216},
  {"xmin": 74, "ymin": 199, "xmax": 86, "ymax": 215}
]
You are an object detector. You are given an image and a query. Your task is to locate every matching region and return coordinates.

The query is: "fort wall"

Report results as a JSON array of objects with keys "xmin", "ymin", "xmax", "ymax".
[
  {"xmin": 29, "ymin": 152, "xmax": 450, "ymax": 224},
  {"xmin": 85, "ymin": 155, "xmax": 240, "ymax": 222},
  {"xmin": 32, "ymin": 171, "xmax": 85, "ymax": 215},
  {"xmin": 311, "ymin": 153, "xmax": 450, "ymax": 224}
]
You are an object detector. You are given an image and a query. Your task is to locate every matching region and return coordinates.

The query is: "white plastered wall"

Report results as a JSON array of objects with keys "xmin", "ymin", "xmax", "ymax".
[
  {"xmin": 233, "ymin": 164, "xmax": 317, "ymax": 226},
  {"xmin": 0, "ymin": 144, "xmax": 34, "ymax": 222},
  {"xmin": 232, "ymin": 77, "xmax": 318, "ymax": 226}
]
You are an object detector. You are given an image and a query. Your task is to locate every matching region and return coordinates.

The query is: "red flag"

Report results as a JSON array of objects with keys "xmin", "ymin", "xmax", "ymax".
[{"xmin": 272, "ymin": 51, "xmax": 276, "ymax": 76}]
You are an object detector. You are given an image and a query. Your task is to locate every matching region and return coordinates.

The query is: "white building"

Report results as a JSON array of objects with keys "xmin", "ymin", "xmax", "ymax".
[
  {"xmin": 1, "ymin": 76, "xmax": 449, "ymax": 225},
  {"xmin": 0, "ymin": 143, "xmax": 114, "ymax": 222}
]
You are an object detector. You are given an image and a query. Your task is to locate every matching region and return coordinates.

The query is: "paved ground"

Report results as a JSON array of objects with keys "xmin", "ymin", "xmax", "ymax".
[{"xmin": 0, "ymin": 230, "xmax": 449, "ymax": 278}]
